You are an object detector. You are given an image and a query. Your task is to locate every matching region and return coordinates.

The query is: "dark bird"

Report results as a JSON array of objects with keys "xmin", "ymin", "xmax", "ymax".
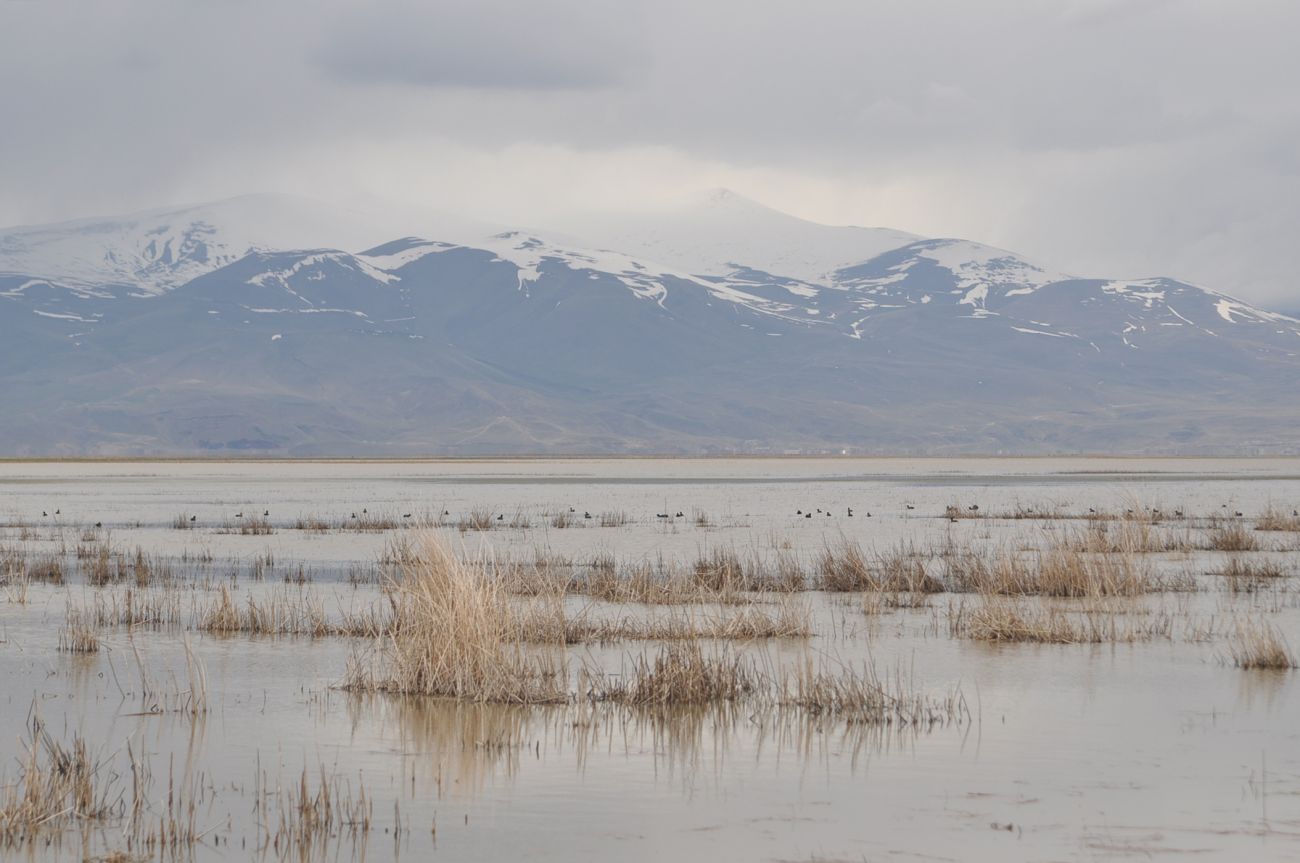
[
  {"xmin": 905, "ymin": 505, "xmax": 915, "ymax": 510},
  {"xmin": 351, "ymin": 513, "xmax": 357, "ymax": 519},
  {"xmin": 968, "ymin": 505, "xmax": 979, "ymax": 512},
  {"xmin": 443, "ymin": 510, "xmax": 449, "ymax": 516},
  {"xmin": 363, "ymin": 508, "xmax": 368, "ymax": 514},
  {"xmin": 866, "ymin": 512, "xmax": 872, "ymax": 517},
  {"xmin": 826, "ymin": 511, "xmax": 831, "ymax": 517},
  {"xmin": 497, "ymin": 514, "xmax": 504, "ymax": 521},
  {"xmin": 235, "ymin": 512, "xmax": 243, "ymax": 518},
  {"xmin": 403, "ymin": 513, "xmax": 412, "ymax": 519},
  {"xmin": 676, "ymin": 511, "xmax": 683, "ymax": 518},
  {"xmin": 1175, "ymin": 510, "xmax": 1183, "ymax": 517},
  {"xmin": 263, "ymin": 510, "xmax": 269, "ymax": 517},
  {"xmin": 797, "ymin": 510, "xmax": 802, "ymax": 515},
  {"xmin": 847, "ymin": 508, "xmax": 853, "ymax": 517},
  {"xmin": 569, "ymin": 507, "xmax": 575, "ymax": 513},
  {"xmin": 584, "ymin": 512, "xmax": 591, "ymax": 519},
  {"xmin": 804, "ymin": 513, "xmax": 812, "ymax": 519},
  {"xmin": 816, "ymin": 508, "xmax": 822, "ymax": 513},
  {"xmin": 94, "ymin": 521, "xmax": 102, "ymax": 528},
  {"xmin": 189, "ymin": 515, "xmax": 196, "ymax": 522},
  {"xmin": 1088, "ymin": 508, "xmax": 1096, "ymax": 514},
  {"xmin": 1235, "ymin": 511, "xmax": 1243, "ymax": 517},
  {"xmin": 42, "ymin": 511, "xmax": 47, "ymax": 517},
  {"xmin": 55, "ymin": 509, "xmax": 60, "ymax": 515},
  {"xmin": 657, "ymin": 513, "xmax": 669, "ymax": 519}
]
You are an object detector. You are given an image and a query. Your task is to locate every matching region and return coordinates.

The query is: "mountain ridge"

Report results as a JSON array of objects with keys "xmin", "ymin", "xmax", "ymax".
[{"xmin": 1, "ymin": 192, "xmax": 1296, "ymax": 456}]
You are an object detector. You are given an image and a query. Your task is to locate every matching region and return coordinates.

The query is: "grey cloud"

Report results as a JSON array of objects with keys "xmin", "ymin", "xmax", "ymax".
[
  {"xmin": 315, "ymin": 1, "xmax": 647, "ymax": 90},
  {"xmin": 0, "ymin": 0, "xmax": 1298, "ymax": 308}
]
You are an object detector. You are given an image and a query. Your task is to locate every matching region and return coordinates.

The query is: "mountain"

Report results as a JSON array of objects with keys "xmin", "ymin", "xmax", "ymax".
[{"xmin": 1, "ymin": 191, "xmax": 1297, "ymax": 455}]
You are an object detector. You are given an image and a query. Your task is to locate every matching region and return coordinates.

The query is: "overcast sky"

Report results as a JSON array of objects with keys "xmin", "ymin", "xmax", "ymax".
[{"xmin": 2, "ymin": 0, "xmax": 1298, "ymax": 307}]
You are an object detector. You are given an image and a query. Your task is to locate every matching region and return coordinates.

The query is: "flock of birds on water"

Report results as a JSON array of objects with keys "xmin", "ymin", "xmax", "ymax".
[{"xmin": 22, "ymin": 502, "xmax": 1293, "ymax": 529}]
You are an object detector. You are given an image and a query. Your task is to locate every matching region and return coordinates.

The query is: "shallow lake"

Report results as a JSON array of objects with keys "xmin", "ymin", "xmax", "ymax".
[{"xmin": 0, "ymin": 458, "xmax": 1297, "ymax": 861}]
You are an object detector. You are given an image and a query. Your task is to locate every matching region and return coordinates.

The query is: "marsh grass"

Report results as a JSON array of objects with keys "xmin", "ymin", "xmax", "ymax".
[
  {"xmin": 266, "ymin": 766, "xmax": 373, "ymax": 857},
  {"xmin": 1256, "ymin": 507, "xmax": 1300, "ymax": 532},
  {"xmin": 778, "ymin": 658, "xmax": 967, "ymax": 727},
  {"xmin": 197, "ymin": 584, "xmax": 332, "ymax": 636},
  {"xmin": 582, "ymin": 643, "xmax": 758, "ymax": 706},
  {"xmin": 58, "ymin": 604, "xmax": 99, "ymax": 653},
  {"xmin": 948, "ymin": 597, "xmax": 1172, "ymax": 643},
  {"xmin": 548, "ymin": 599, "xmax": 812, "ymax": 644},
  {"xmin": 1217, "ymin": 558, "xmax": 1288, "ymax": 594},
  {"xmin": 817, "ymin": 541, "xmax": 943, "ymax": 593},
  {"xmin": 92, "ymin": 587, "xmax": 185, "ymax": 630},
  {"xmin": 0, "ymin": 717, "xmax": 115, "ymax": 847},
  {"xmin": 1206, "ymin": 524, "xmax": 1259, "ymax": 552},
  {"xmin": 1227, "ymin": 619, "xmax": 1298, "ymax": 669},
  {"xmin": 343, "ymin": 536, "xmax": 567, "ymax": 703},
  {"xmin": 460, "ymin": 508, "xmax": 498, "ymax": 532}
]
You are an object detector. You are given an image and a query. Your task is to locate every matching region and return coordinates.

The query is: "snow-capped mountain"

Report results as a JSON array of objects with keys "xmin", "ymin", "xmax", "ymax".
[{"xmin": 1, "ymin": 191, "xmax": 1297, "ymax": 455}]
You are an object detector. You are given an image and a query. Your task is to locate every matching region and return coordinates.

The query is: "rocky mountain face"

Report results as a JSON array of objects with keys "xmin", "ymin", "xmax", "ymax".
[{"xmin": 2, "ymin": 191, "xmax": 1297, "ymax": 455}]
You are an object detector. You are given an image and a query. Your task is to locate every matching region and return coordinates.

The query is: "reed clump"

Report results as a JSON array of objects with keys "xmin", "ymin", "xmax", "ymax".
[
  {"xmin": 58, "ymin": 605, "xmax": 100, "ymax": 653},
  {"xmin": 0, "ymin": 718, "xmax": 115, "ymax": 847},
  {"xmin": 343, "ymin": 535, "xmax": 566, "ymax": 703},
  {"xmin": 945, "ymin": 546, "xmax": 1150, "ymax": 597},
  {"xmin": 554, "ymin": 599, "xmax": 812, "ymax": 643},
  {"xmin": 460, "ymin": 509, "xmax": 497, "ymax": 532},
  {"xmin": 268, "ymin": 766, "xmax": 373, "ymax": 858},
  {"xmin": 196, "ymin": 585, "xmax": 332, "ymax": 636},
  {"xmin": 817, "ymin": 540, "xmax": 943, "ymax": 593},
  {"xmin": 778, "ymin": 659, "xmax": 966, "ymax": 727},
  {"xmin": 1207, "ymin": 524, "xmax": 1258, "ymax": 552},
  {"xmin": 1255, "ymin": 507, "xmax": 1300, "ymax": 532},
  {"xmin": 1227, "ymin": 620, "xmax": 1297, "ymax": 670},
  {"xmin": 599, "ymin": 510, "xmax": 631, "ymax": 527},
  {"xmin": 948, "ymin": 596, "xmax": 1171, "ymax": 643},
  {"xmin": 1217, "ymin": 558, "xmax": 1287, "ymax": 593},
  {"xmin": 583, "ymin": 643, "xmax": 757, "ymax": 707}
]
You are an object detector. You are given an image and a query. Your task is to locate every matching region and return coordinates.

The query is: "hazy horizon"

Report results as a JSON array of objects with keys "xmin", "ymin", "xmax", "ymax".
[{"xmin": 3, "ymin": 1, "xmax": 1300, "ymax": 308}]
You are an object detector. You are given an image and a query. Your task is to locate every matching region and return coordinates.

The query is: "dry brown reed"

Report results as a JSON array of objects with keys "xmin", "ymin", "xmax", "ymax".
[
  {"xmin": 266, "ymin": 765, "xmax": 373, "ymax": 857},
  {"xmin": 944, "ymin": 546, "xmax": 1150, "ymax": 597},
  {"xmin": 0, "ymin": 716, "xmax": 116, "ymax": 847},
  {"xmin": 1227, "ymin": 619, "xmax": 1298, "ymax": 669},
  {"xmin": 1256, "ymin": 507, "xmax": 1300, "ymax": 532},
  {"xmin": 196, "ymin": 584, "xmax": 332, "ymax": 636},
  {"xmin": 948, "ymin": 597, "xmax": 1172, "ymax": 643},
  {"xmin": 343, "ymin": 535, "xmax": 567, "ymax": 703},
  {"xmin": 58, "ymin": 604, "xmax": 100, "ymax": 653},
  {"xmin": 582, "ymin": 643, "xmax": 758, "ymax": 706},
  {"xmin": 778, "ymin": 658, "xmax": 967, "ymax": 727},
  {"xmin": 92, "ymin": 587, "xmax": 184, "ymax": 630},
  {"xmin": 817, "ymin": 540, "xmax": 943, "ymax": 593},
  {"xmin": 217, "ymin": 516, "xmax": 274, "ymax": 535},
  {"xmin": 1217, "ymin": 558, "xmax": 1287, "ymax": 594},
  {"xmin": 1206, "ymin": 524, "xmax": 1258, "ymax": 552}
]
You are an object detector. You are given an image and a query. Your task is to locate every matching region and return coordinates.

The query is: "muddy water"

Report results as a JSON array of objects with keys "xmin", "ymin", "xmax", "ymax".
[{"xmin": 1, "ymin": 458, "xmax": 1298, "ymax": 861}]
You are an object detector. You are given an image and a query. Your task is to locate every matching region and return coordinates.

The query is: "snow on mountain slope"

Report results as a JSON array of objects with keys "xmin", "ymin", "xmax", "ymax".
[
  {"xmin": 358, "ymin": 230, "xmax": 825, "ymax": 320},
  {"xmin": 559, "ymin": 188, "xmax": 921, "ymax": 283},
  {"xmin": 0, "ymin": 194, "xmax": 418, "ymax": 294},
  {"xmin": 2, "ymin": 190, "xmax": 1299, "ymax": 454}
]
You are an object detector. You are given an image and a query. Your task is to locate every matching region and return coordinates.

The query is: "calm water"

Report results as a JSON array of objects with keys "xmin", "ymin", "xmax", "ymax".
[{"xmin": 1, "ymin": 458, "xmax": 1297, "ymax": 861}]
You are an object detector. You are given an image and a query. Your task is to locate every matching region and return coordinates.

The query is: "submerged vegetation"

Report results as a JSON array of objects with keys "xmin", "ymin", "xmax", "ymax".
[{"xmin": 2, "ymin": 488, "xmax": 1297, "ymax": 860}]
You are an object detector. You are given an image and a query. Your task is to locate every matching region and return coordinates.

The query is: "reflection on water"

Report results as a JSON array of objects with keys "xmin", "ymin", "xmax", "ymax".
[{"xmin": 0, "ymin": 458, "xmax": 1297, "ymax": 861}]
